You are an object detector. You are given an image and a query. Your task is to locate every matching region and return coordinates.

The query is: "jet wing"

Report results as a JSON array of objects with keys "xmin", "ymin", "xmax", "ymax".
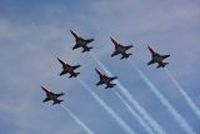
[
  {"xmin": 86, "ymin": 38, "xmax": 94, "ymax": 43},
  {"xmin": 161, "ymin": 54, "xmax": 170, "ymax": 59},
  {"xmin": 110, "ymin": 76, "xmax": 118, "ymax": 81},
  {"xmin": 124, "ymin": 45, "xmax": 133, "ymax": 50},
  {"xmin": 55, "ymin": 93, "xmax": 64, "ymax": 97},
  {"xmin": 43, "ymin": 98, "xmax": 51, "ymax": 102},
  {"xmin": 111, "ymin": 51, "xmax": 120, "ymax": 57},
  {"xmin": 72, "ymin": 44, "xmax": 81, "ymax": 50},
  {"xmin": 96, "ymin": 81, "xmax": 104, "ymax": 86},
  {"xmin": 147, "ymin": 60, "xmax": 156, "ymax": 65},
  {"xmin": 72, "ymin": 65, "xmax": 81, "ymax": 69}
]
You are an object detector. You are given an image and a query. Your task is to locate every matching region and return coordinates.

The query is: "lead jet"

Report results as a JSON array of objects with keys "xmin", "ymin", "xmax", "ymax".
[
  {"xmin": 41, "ymin": 86, "xmax": 64, "ymax": 105},
  {"xmin": 70, "ymin": 30, "xmax": 94, "ymax": 53},
  {"xmin": 110, "ymin": 37, "xmax": 133, "ymax": 60},
  {"xmin": 57, "ymin": 57, "xmax": 81, "ymax": 78},
  {"xmin": 95, "ymin": 68, "xmax": 118, "ymax": 89},
  {"xmin": 147, "ymin": 46, "xmax": 170, "ymax": 68}
]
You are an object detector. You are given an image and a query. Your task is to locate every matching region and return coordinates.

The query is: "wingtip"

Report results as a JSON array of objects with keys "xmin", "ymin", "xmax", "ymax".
[{"xmin": 114, "ymin": 76, "xmax": 118, "ymax": 80}]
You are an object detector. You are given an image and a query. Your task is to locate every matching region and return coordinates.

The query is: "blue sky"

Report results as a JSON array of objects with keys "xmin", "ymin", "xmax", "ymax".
[{"xmin": 0, "ymin": 0, "xmax": 200, "ymax": 134}]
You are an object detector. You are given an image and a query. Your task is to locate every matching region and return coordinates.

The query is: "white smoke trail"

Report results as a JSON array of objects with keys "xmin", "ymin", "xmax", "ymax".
[
  {"xmin": 113, "ymin": 90, "xmax": 155, "ymax": 134},
  {"xmin": 130, "ymin": 63, "xmax": 196, "ymax": 134},
  {"xmin": 78, "ymin": 79, "xmax": 136, "ymax": 134},
  {"xmin": 90, "ymin": 54, "xmax": 166, "ymax": 134},
  {"xmin": 165, "ymin": 68, "xmax": 200, "ymax": 119},
  {"xmin": 60, "ymin": 104, "xmax": 95, "ymax": 134}
]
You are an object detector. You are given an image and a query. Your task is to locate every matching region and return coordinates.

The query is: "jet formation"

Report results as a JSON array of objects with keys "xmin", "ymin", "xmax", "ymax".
[{"xmin": 42, "ymin": 30, "xmax": 170, "ymax": 105}]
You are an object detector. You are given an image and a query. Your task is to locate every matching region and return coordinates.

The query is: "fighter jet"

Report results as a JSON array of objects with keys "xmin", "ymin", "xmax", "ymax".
[
  {"xmin": 41, "ymin": 86, "xmax": 64, "ymax": 105},
  {"xmin": 57, "ymin": 57, "xmax": 81, "ymax": 78},
  {"xmin": 70, "ymin": 30, "xmax": 94, "ymax": 53},
  {"xmin": 95, "ymin": 68, "xmax": 118, "ymax": 89},
  {"xmin": 110, "ymin": 37, "xmax": 133, "ymax": 60},
  {"xmin": 147, "ymin": 45, "xmax": 170, "ymax": 68}
]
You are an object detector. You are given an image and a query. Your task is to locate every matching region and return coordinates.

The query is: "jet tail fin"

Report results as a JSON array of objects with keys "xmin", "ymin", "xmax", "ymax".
[
  {"xmin": 105, "ymin": 83, "xmax": 116, "ymax": 89},
  {"xmin": 157, "ymin": 62, "xmax": 169, "ymax": 68},
  {"xmin": 82, "ymin": 46, "xmax": 93, "ymax": 53},
  {"xmin": 53, "ymin": 99, "xmax": 63, "ymax": 105},
  {"xmin": 121, "ymin": 53, "xmax": 132, "ymax": 59},
  {"xmin": 69, "ymin": 72, "xmax": 80, "ymax": 78}
]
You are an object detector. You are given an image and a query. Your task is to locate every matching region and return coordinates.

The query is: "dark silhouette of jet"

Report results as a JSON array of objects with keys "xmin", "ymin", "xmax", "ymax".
[
  {"xmin": 147, "ymin": 46, "xmax": 170, "ymax": 68},
  {"xmin": 41, "ymin": 86, "xmax": 64, "ymax": 105},
  {"xmin": 57, "ymin": 57, "xmax": 81, "ymax": 78},
  {"xmin": 110, "ymin": 37, "xmax": 133, "ymax": 60},
  {"xmin": 70, "ymin": 30, "xmax": 94, "ymax": 53},
  {"xmin": 95, "ymin": 68, "xmax": 118, "ymax": 89}
]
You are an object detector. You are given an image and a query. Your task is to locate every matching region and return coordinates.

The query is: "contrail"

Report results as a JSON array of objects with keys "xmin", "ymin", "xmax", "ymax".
[
  {"xmin": 78, "ymin": 79, "xmax": 136, "ymax": 134},
  {"xmin": 60, "ymin": 104, "xmax": 95, "ymax": 134},
  {"xmin": 165, "ymin": 68, "xmax": 200, "ymax": 119},
  {"xmin": 129, "ymin": 62, "xmax": 196, "ymax": 134},
  {"xmin": 90, "ymin": 54, "xmax": 166, "ymax": 134},
  {"xmin": 113, "ymin": 90, "xmax": 155, "ymax": 134}
]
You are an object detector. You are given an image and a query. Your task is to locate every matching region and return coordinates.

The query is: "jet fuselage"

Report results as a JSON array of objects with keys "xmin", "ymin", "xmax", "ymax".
[
  {"xmin": 152, "ymin": 54, "xmax": 164, "ymax": 63},
  {"xmin": 76, "ymin": 38, "xmax": 88, "ymax": 47}
]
